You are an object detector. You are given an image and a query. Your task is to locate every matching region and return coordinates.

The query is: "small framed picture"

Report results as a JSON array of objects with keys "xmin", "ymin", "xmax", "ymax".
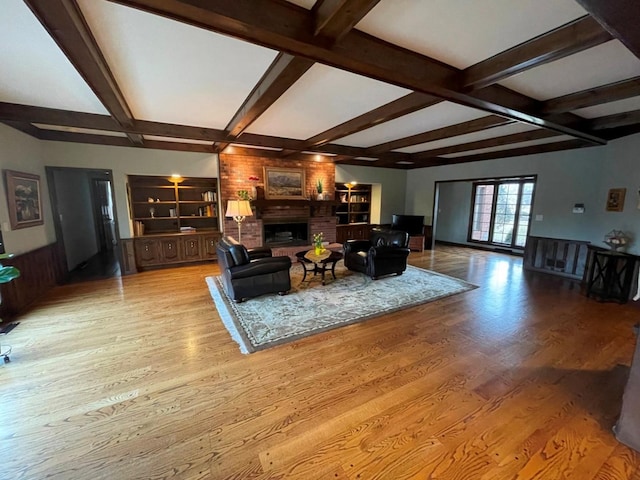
[
  {"xmin": 4, "ymin": 170, "xmax": 44, "ymax": 229},
  {"xmin": 606, "ymin": 187, "xmax": 626, "ymax": 212}
]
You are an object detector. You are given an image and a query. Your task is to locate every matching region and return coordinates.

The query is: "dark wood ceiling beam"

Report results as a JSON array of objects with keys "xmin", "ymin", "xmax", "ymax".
[
  {"xmin": 424, "ymin": 139, "xmax": 593, "ymax": 167},
  {"xmin": 306, "ymin": 92, "xmax": 442, "ymax": 146},
  {"xmin": 588, "ymin": 109, "xmax": 640, "ymax": 130},
  {"xmin": 542, "ymin": 76, "xmax": 640, "ymax": 114},
  {"xmin": 112, "ymin": 0, "xmax": 606, "ymax": 145},
  {"xmin": 0, "ymin": 102, "xmax": 123, "ymax": 132},
  {"xmin": 220, "ymin": 1, "xmax": 379, "ymax": 149},
  {"xmin": 220, "ymin": 53, "xmax": 315, "ymax": 148},
  {"xmin": 25, "ymin": 0, "xmax": 143, "ymax": 146},
  {"xmin": 37, "ymin": 129, "xmax": 215, "ymax": 152},
  {"xmin": 367, "ymin": 115, "xmax": 513, "ymax": 154},
  {"xmin": 313, "ymin": 0, "xmax": 381, "ymax": 43},
  {"xmin": 575, "ymin": 0, "xmax": 640, "ymax": 60},
  {"xmin": 2, "ymin": 121, "xmax": 44, "ymax": 139},
  {"xmin": 412, "ymin": 129, "xmax": 562, "ymax": 160},
  {"xmin": 0, "ymin": 102, "xmax": 410, "ymax": 158},
  {"xmin": 463, "ymin": 16, "xmax": 612, "ymax": 90}
]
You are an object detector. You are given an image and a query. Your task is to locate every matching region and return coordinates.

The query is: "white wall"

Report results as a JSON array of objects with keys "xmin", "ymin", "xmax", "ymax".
[
  {"xmin": 0, "ymin": 124, "xmax": 56, "ymax": 254},
  {"xmin": 435, "ymin": 182, "xmax": 472, "ymax": 244},
  {"xmin": 405, "ymin": 133, "xmax": 640, "ymax": 255},
  {"xmin": 336, "ymin": 165, "xmax": 406, "ymax": 224},
  {"xmin": 43, "ymin": 141, "xmax": 219, "ymax": 238}
]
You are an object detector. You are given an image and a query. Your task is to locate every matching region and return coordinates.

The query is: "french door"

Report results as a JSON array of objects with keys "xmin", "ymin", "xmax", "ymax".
[{"xmin": 469, "ymin": 178, "xmax": 535, "ymax": 249}]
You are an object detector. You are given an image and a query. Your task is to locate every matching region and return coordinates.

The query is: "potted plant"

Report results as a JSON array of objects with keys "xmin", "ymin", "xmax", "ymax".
[
  {"xmin": 316, "ymin": 179, "xmax": 323, "ymax": 200},
  {"xmin": 0, "ymin": 260, "xmax": 20, "ymax": 306}
]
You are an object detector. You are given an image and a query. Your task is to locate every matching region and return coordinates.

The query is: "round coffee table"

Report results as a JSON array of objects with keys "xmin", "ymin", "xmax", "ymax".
[{"xmin": 295, "ymin": 249, "xmax": 343, "ymax": 285}]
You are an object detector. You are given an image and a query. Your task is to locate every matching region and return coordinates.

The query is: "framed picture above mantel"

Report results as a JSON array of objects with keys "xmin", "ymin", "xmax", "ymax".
[
  {"xmin": 4, "ymin": 170, "xmax": 44, "ymax": 230},
  {"xmin": 263, "ymin": 167, "xmax": 305, "ymax": 200}
]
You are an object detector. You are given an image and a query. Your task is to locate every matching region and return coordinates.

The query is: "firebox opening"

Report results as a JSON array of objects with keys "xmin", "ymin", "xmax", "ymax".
[{"xmin": 263, "ymin": 220, "xmax": 309, "ymax": 246}]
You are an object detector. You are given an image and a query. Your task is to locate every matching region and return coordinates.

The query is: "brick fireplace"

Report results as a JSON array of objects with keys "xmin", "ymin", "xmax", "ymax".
[{"xmin": 219, "ymin": 153, "xmax": 336, "ymax": 249}]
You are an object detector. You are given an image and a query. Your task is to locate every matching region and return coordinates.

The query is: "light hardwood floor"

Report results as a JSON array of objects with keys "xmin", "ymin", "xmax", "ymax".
[{"xmin": 0, "ymin": 246, "xmax": 639, "ymax": 479}]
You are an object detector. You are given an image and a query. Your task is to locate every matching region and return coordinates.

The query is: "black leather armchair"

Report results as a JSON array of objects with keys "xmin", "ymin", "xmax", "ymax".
[
  {"xmin": 344, "ymin": 228, "xmax": 410, "ymax": 279},
  {"xmin": 216, "ymin": 236, "xmax": 291, "ymax": 302}
]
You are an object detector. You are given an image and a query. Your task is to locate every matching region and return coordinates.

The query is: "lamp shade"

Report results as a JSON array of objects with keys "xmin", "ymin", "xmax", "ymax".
[{"xmin": 225, "ymin": 200, "xmax": 253, "ymax": 218}]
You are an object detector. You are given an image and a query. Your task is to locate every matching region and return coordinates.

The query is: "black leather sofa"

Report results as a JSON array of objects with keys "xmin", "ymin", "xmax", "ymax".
[
  {"xmin": 344, "ymin": 228, "xmax": 410, "ymax": 279},
  {"xmin": 216, "ymin": 236, "xmax": 291, "ymax": 302}
]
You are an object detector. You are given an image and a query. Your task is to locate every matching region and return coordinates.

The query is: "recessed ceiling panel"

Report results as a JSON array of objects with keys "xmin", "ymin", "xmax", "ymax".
[
  {"xmin": 143, "ymin": 135, "xmax": 213, "ymax": 145},
  {"xmin": 355, "ymin": 0, "xmax": 586, "ymax": 69},
  {"xmin": 398, "ymin": 122, "xmax": 540, "ymax": 153},
  {"xmin": 336, "ymin": 102, "xmax": 488, "ymax": 148},
  {"xmin": 34, "ymin": 124, "xmax": 126, "ymax": 137},
  {"xmin": 244, "ymin": 64, "xmax": 411, "ymax": 140},
  {"xmin": 78, "ymin": 0, "xmax": 279, "ymax": 129},
  {"xmin": 573, "ymin": 96, "xmax": 640, "ymax": 119},
  {"xmin": 499, "ymin": 41, "xmax": 640, "ymax": 100},
  {"xmin": 0, "ymin": 0, "xmax": 108, "ymax": 113},
  {"xmin": 441, "ymin": 135, "xmax": 573, "ymax": 158}
]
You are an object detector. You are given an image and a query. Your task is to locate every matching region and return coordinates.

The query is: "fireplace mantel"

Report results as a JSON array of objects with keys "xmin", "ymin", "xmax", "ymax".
[{"xmin": 252, "ymin": 199, "xmax": 339, "ymax": 219}]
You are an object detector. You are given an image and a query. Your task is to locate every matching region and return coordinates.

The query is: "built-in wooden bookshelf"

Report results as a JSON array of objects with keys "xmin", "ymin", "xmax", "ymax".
[
  {"xmin": 127, "ymin": 175, "xmax": 221, "ymax": 269},
  {"xmin": 335, "ymin": 183, "xmax": 371, "ymax": 225},
  {"xmin": 128, "ymin": 175, "xmax": 219, "ymax": 236}
]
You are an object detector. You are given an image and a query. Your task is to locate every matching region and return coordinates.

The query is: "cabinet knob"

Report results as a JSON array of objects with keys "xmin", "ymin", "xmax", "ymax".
[
  {"xmin": 169, "ymin": 244, "xmax": 172, "ymax": 249},
  {"xmin": 190, "ymin": 241, "xmax": 195, "ymax": 247},
  {"xmin": 145, "ymin": 245, "xmax": 149, "ymax": 251}
]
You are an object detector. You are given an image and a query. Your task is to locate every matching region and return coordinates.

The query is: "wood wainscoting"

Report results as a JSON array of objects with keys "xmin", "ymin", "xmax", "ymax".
[
  {"xmin": 523, "ymin": 235, "xmax": 591, "ymax": 280},
  {"xmin": 0, "ymin": 242, "xmax": 66, "ymax": 320}
]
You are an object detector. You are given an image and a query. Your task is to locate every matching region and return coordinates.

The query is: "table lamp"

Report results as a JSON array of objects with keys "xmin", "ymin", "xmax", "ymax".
[{"xmin": 225, "ymin": 200, "xmax": 252, "ymax": 244}]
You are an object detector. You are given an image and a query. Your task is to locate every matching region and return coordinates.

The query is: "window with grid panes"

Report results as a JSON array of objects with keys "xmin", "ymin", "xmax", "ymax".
[{"xmin": 469, "ymin": 178, "xmax": 535, "ymax": 249}]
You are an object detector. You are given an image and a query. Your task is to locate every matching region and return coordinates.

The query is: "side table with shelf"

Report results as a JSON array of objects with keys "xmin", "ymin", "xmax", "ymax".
[{"xmin": 583, "ymin": 246, "xmax": 638, "ymax": 303}]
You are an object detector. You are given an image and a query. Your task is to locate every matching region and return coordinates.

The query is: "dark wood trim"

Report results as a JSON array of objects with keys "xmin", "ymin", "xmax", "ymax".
[
  {"xmin": 368, "ymin": 115, "xmax": 513, "ymax": 154},
  {"xmin": 463, "ymin": 16, "xmax": 612, "ymax": 89},
  {"xmin": 306, "ymin": 93, "xmax": 441, "ymax": 146},
  {"xmin": 0, "ymin": 243, "xmax": 66, "ymax": 320},
  {"xmin": 24, "ymin": 0, "xmax": 143, "ymax": 146},
  {"xmin": 412, "ymin": 128, "xmax": 562, "ymax": 159},
  {"xmin": 542, "ymin": 76, "xmax": 640, "ymax": 114},
  {"xmin": 112, "ymin": 0, "xmax": 606, "ymax": 145},
  {"xmin": 575, "ymin": 0, "xmax": 640, "ymax": 59}
]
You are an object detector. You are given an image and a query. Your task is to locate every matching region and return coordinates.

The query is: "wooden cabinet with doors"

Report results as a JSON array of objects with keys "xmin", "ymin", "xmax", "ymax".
[{"xmin": 134, "ymin": 232, "xmax": 221, "ymax": 269}]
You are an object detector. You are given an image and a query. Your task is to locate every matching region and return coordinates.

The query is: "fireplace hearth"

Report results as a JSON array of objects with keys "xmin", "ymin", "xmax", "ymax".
[{"xmin": 263, "ymin": 219, "xmax": 309, "ymax": 247}]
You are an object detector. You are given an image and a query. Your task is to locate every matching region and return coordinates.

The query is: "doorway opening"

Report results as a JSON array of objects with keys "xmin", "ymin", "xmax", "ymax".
[{"xmin": 46, "ymin": 167, "xmax": 122, "ymax": 283}]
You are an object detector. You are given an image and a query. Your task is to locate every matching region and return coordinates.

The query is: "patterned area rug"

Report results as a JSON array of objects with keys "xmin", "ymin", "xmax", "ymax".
[{"xmin": 206, "ymin": 263, "xmax": 477, "ymax": 354}]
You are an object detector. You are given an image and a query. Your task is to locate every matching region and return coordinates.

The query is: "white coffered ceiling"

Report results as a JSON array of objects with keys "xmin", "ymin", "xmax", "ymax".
[{"xmin": 1, "ymin": 0, "xmax": 639, "ymax": 169}]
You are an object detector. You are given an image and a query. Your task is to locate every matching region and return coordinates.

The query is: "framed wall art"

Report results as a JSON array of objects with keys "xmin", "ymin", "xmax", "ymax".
[
  {"xmin": 606, "ymin": 187, "xmax": 626, "ymax": 212},
  {"xmin": 4, "ymin": 170, "xmax": 44, "ymax": 229},
  {"xmin": 263, "ymin": 167, "xmax": 306, "ymax": 200}
]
